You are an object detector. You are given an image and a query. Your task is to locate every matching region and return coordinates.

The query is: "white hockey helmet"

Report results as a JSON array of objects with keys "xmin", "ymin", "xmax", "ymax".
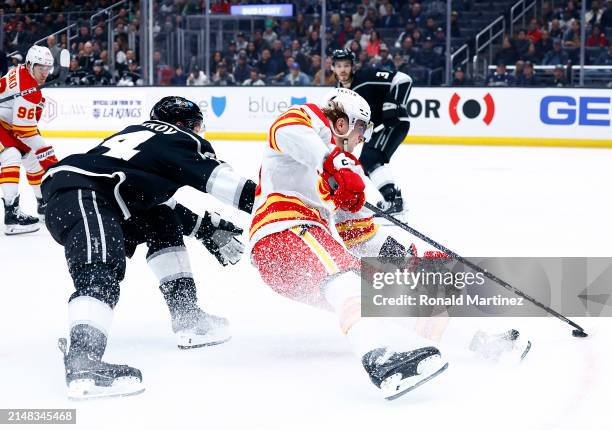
[
  {"xmin": 25, "ymin": 45, "xmax": 54, "ymax": 74},
  {"xmin": 321, "ymin": 87, "xmax": 372, "ymax": 142}
]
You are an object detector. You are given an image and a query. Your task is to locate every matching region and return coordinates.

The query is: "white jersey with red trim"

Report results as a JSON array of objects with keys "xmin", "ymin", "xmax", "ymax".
[
  {"xmin": 249, "ymin": 103, "xmax": 380, "ymax": 250},
  {"xmin": 249, "ymin": 103, "xmax": 337, "ymax": 246},
  {"xmin": 0, "ymin": 65, "xmax": 46, "ymax": 151}
]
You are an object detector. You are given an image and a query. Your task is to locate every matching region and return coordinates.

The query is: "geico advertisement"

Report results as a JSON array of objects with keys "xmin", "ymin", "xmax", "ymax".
[{"xmin": 42, "ymin": 87, "xmax": 611, "ymax": 140}]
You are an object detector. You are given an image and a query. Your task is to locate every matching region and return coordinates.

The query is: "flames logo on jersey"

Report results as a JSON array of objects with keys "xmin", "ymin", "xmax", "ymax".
[{"xmin": 449, "ymin": 93, "xmax": 495, "ymax": 125}]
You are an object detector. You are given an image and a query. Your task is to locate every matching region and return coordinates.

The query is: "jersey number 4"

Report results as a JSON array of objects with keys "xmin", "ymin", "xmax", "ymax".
[{"xmin": 101, "ymin": 130, "xmax": 155, "ymax": 161}]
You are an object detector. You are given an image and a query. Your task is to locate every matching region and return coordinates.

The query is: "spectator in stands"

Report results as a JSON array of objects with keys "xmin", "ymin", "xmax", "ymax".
[
  {"xmin": 452, "ymin": 66, "xmax": 473, "ymax": 86},
  {"xmin": 306, "ymin": 54, "xmax": 321, "ymax": 77},
  {"xmin": 186, "ymin": 65, "xmax": 209, "ymax": 86},
  {"xmin": 551, "ymin": 65, "xmax": 567, "ymax": 86},
  {"xmin": 412, "ymin": 28, "xmax": 423, "ymax": 46},
  {"xmin": 560, "ymin": 1, "xmax": 580, "ymax": 23},
  {"xmin": 75, "ymin": 25, "xmax": 91, "ymax": 47},
  {"xmin": 283, "ymin": 62, "xmax": 310, "ymax": 86},
  {"xmin": 377, "ymin": 44, "xmax": 395, "ymax": 72},
  {"xmin": 352, "ymin": 4, "xmax": 366, "ymax": 29},
  {"xmin": 563, "ymin": 19, "xmax": 581, "ymax": 48},
  {"xmin": 211, "ymin": 51, "xmax": 224, "ymax": 74},
  {"xmin": 212, "ymin": 61, "xmax": 236, "ymax": 86},
  {"xmin": 233, "ymin": 51, "xmax": 251, "ymax": 84},
  {"xmin": 365, "ymin": 30, "xmax": 382, "ymax": 58},
  {"xmin": 541, "ymin": 2, "xmax": 554, "ymax": 23},
  {"xmin": 46, "ymin": 35, "xmax": 62, "ymax": 77},
  {"xmin": 423, "ymin": 17, "xmax": 438, "ymax": 39},
  {"xmin": 542, "ymin": 38, "xmax": 569, "ymax": 65},
  {"xmin": 79, "ymin": 41, "xmax": 98, "ymax": 73},
  {"xmin": 246, "ymin": 42, "xmax": 259, "ymax": 67},
  {"xmin": 433, "ymin": 27, "xmax": 446, "ymax": 55},
  {"xmin": 337, "ymin": 17, "xmax": 354, "ymax": 48},
  {"xmin": 596, "ymin": 40, "xmax": 612, "ymax": 64},
  {"xmin": 118, "ymin": 60, "xmax": 143, "ymax": 86},
  {"xmin": 324, "ymin": 28, "xmax": 340, "ymax": 54},
  {"xmin": 243, "ymin": 68, "xmax": 265, "ymax": 86},
  {"xmin": 417, "ymin": 36, "xmax": 443, "ymax": 70},
  {"xmin": 271, "ymin": 40, "xmax": 285, "ymax": 68},
  {"xmin": 295, "ymin": 12, "xmax": 308, "ymax": 39},
  {"xmin": 304, "ymin": 30, "xmax": 322, "ymax": 56},
  {"xmin": 549, "ymin": 19, "xmax": 563, "ymax": 39},
  {"xmin": 451, "ymin": 11, "xmax": 461, "ymax": 38},
  {"xmin": 256, "ymin": 48, "xmax": 279, "ymax": 82},
  {"xmin": 586, "ymin": 0, "xmax": 604, "ymax": 27},
  {"xmin": 403, "ymin": 2, "xmax": 424, "ymax": 28},
  {"xmin": 66, "ymin": 55, "xmax": 87, "ymax": 86},
  {"xmin": 290, "ymin": 39, "xmax": 309, "ymax": 71},
  {"xmin": 399, "ymin": 36, "xmax": 419, "ymax": 65},
  {"xmin": 211, "ymin": 0, "xmax": 230, "ymax": 14},
  {"xmin": 166, "ymin": 65, "xmax": 185, "ymax": 86},
  {"xmin": 587, "ymin": 25, "xmax": 608, "ymax": 47},
  {"xmin": 380, "ymin": 2, "xmax": 399, "ymax": 28},
  {"xmin": 486, "ymin": 62, "xmax": 514, "ymax": 86},
  {"xmin": 535, "ymin": 30, "xmax": 553, "ymax": 58},
  {"xmin": 346, "ymin": 28, "xmax": 364, "ymax": 50},
  {"xmin": 394, "ymin": 20, "xmax": 417, "ymax": 49},
  {"xmin": 514, "ymin": 29, "xmax": 530, "ymax": 55},
  {"xmin": 494, "ymin": 36, "xmax": 518, "ymax": 66},
  {"xmin": 235, "ymin": 32, "xmax": 248, "ymax": 51},
  {"xmin": 514, "ymin": 60, "xmax": 525, "ymax": 80},
  {"xmin": 527, "ymin": 18, "xmax": 543, "ymax": 43},
  {"xmin": 91, "ymin": 59, "xmax": 114, "ymax": 86},
  {"xmin": 313, "ymin": 56, "xmax": 337, "ymax": 86},
  {"xmin": 253, "ymin": 29, "xmax": 269, "ymax": 53},
  {"xmin": 7, "ymin": 21, "xmax": 32, "ymax": 55},
  {"xmin": 521, "ymin": 42, "xmax": 540, "ymax": 63},
  {"xmin": 515, "ymin": 61, "xmax": 540, "ymax": 86},
  {"xmin": 601, "ymin": 0, "xmax": 612, "ymax": 29},
  {"xmin": 278, "ymin": 20, "xmax": 295, "ymax": 48},
  {"xmin": 263, "ymin": 21, "xmax": 278, "ymax": 46}
]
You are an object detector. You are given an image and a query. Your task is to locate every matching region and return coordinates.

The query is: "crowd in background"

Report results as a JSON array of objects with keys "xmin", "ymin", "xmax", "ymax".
[{"xmin": 0, "ymin": 0, "xmax": 611, "ymax": 87}]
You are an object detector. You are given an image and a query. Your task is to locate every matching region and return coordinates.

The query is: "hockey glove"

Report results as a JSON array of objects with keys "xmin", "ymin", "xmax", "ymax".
[
  {"xmin": 382, "ymin": 103, "xmax": 409, "ymax": 128},
  {"xmin": 193, "ymin": 211, "xmax": 245, "ymax": 266},
  {"xmin": 322, "ymin": 148, "xmax": 366, "ymax": 213}
]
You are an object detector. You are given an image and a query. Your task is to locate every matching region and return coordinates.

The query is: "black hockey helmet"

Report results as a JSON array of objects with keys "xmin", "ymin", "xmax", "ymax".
[
  {"xmin": 331, "ymin": 48, "xmax": 355, "ymax": 65},
  {"xmin": 150, "ymin": 96, "xmax": 204, "ymax": 131}
]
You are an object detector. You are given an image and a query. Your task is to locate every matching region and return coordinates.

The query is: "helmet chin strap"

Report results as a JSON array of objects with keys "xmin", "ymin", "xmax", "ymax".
[{"xmin": 330, "ymin": 123, "xmax": 351, "ymax": 152}]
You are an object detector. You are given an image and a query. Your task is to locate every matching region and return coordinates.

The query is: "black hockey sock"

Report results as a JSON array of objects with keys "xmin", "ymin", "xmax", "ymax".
[
  {"xmin": 159, "ymin": 277, "xmax": 198, "ymax": 317},
  {"xmin": 69, "ymin": 263, "xmax": 121, "ymax": 308},
  {"xmin": 69, "ymin": 324, "xmax": 107, "ymax": 360}
]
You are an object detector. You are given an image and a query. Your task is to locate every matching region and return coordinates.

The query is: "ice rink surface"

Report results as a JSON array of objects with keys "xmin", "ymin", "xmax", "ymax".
[{"xmin": 1, "ymin": 138, "xmax": 610, "ymax": 430}]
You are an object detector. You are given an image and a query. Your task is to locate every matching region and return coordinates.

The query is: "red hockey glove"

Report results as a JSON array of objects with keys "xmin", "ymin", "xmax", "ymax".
[{"xmin": 322, "ymin": 148, "xmax": 366, "ymax": 213}]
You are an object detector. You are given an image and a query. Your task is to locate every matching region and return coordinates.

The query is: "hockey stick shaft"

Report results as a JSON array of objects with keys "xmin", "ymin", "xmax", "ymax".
[
  {"xmin": 0, "ymin": 49, "xmax": 70, "ymax": 104},
  {"xmin": 365, "ymin": 201, "xmax": 586, "ymax": 333}
]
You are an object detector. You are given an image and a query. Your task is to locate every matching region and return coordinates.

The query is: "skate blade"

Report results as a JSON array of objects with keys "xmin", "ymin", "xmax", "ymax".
[
  {"xmin": 4, "ymin": 224, "xmax": 40, "ymax": 235},
  {"xmin": 381, "ymin": 356, "xmax": 449, "ymax": 401},
  {"xmin": 176, "ymin": 328, "xmax": 231, "ymax": 349},
  {"xmin": 67, "ymin": 377, "xmax": 145, "ymax": 400}
]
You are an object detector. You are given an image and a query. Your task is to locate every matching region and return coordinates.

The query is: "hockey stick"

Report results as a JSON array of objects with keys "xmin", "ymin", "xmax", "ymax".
[
  {"xmin": 0, "ymin": 49, "xmax": 70, "ymax": 104},
  {"xmin": 365, "ymin": 201, "xmax": 589, "ymax": 338}
]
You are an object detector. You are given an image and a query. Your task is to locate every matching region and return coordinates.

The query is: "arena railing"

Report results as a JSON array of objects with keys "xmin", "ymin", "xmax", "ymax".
[
  {"xmin": 510, "ymin": 0, "xmax": 538, "ymax": 36},
  {"xmin": 473, "ymin": 16, "xmax": 506, "ymax": 81}
]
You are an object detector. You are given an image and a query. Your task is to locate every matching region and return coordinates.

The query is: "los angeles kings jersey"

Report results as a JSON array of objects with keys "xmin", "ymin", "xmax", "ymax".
[
  {"xmin": 42, "ymin": 120, "xmax": 254, "ymax": 219},
  {"xmin": 339, "ymin": 68, "xmax": 413, "ymax": 126}
]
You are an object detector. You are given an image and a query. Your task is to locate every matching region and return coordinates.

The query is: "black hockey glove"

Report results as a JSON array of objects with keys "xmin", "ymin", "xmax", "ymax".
[
  {"xmin": 382, "ymin": 102, "xmax": 409, "ymax": 127},
  {"xmin": 193, "ymin": 212, "xmax": 245, "ymax": 266}
]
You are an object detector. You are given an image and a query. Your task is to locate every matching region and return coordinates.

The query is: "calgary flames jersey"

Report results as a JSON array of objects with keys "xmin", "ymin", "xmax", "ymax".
[
  {"xmin": 249, "ymin": 103, "xmax": 378, "ymax": 249},
  {"xmin": 0, "ymin": 65, "xmax": 44, "ymax": 143}
]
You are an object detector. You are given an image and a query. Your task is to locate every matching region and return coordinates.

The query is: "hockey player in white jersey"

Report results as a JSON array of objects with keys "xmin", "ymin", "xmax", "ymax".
[
  {"xmin": 0, "ymin": 45, "xmax": 59, "ymax": 234},
  {"xmin": 249, "ymin": 88, "xmax": 449, "ymax": 399}
]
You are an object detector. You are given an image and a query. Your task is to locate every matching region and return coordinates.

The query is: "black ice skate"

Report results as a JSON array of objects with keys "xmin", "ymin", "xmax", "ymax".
[
  {"xmin": 469, "ymin": 329, "xmax": 531, "ymax": 363},
  {"xmin": 172, "ymin": 306, "xmax": 231, "ymax": 349},
  {"xmin": 375, "ymin": 184, "xmax": 405, "ymax": 216},
  {"xmin": 58, "ymin": 338, "xmax": 144, "ymax": 400},
  {"xmin": 362, "ymin": 347, "xmax": 448, "ymax": 400},
  {"xmin": 2, "ymin": 196, "xmax": 40, "ymax": 235},
  {"xmin": 36, "ymin": 197, "xmax": 46, "ymax": 221}
]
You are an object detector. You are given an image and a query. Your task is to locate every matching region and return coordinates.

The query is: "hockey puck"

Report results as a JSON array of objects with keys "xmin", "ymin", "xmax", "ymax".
[{"xmin": 572, "ymin": 329, "xmax": 588, "ymax": 338}]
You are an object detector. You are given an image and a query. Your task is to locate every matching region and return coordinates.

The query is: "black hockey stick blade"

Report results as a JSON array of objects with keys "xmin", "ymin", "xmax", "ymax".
[
  {"xmin": 364, "ymin": 201, "xmax": 588, "ymax": 337},
  {"xmin": 0, "ymin": 49, "xmax": 70, "ymax": 104}
]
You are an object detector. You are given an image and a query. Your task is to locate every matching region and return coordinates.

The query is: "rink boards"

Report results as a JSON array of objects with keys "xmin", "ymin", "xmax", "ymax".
[{"xmin": 39, "ymin": 86, "xmax": 612, "ymax": 148}]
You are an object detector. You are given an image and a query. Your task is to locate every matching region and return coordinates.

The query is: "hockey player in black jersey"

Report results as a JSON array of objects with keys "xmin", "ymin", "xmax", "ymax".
[
  {"xmin": 332, "ymin": 48, "xmax": 412, "ymax": 214},
  {"xmin": 42, "ymin": 96, "xmax": 256, "ymax": 399}
]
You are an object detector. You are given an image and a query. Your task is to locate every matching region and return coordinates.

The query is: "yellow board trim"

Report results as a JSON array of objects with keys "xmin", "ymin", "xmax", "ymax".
[{"xmin": 39, "ymin": 130, "xmax": 612, "ymax": 148}]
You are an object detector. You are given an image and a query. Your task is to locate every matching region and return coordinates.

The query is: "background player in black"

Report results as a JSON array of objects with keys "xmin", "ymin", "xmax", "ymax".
[
  {"xmin": 42, "ymin": 96, "xmax": 256, "ymax": 399},
  {"xmin": 332, "ymin": 49, "xmax": 412, "ymax": 214}
]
